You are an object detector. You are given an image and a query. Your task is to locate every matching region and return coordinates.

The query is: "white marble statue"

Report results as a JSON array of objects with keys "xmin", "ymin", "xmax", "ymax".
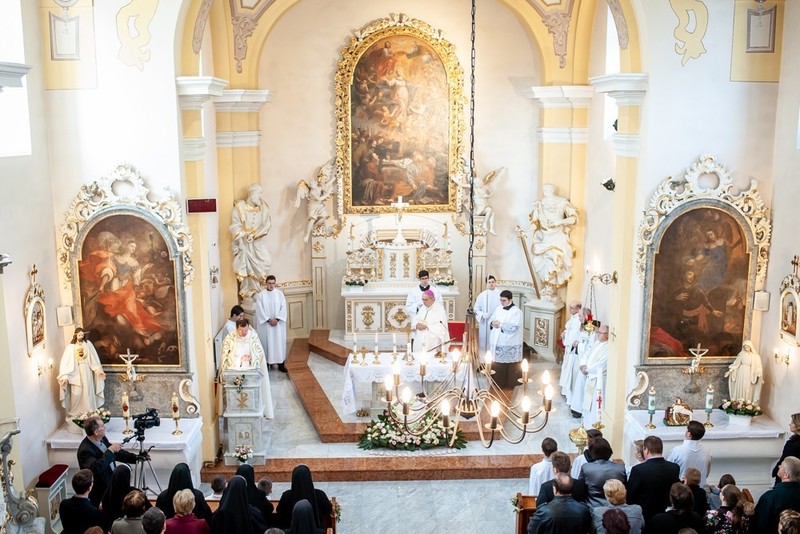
[
  {"xmin": 295, "ymin": 163, "xmax": 337, "ymax": 243},
  {"xmin": 230, "ymin": 184, "xmax": 272, "ymax": 298},
  {"xmin": 450, "ymin": 167, "xmax": 502, "ymax": 235},
  {"xmin": 57, "ymin": 327, "xmax": 106, "ymax": 415},
  {"xmin": 724, "ymin": 340, "xmax": 763, "ymax": 404},
  {"xmin": 528, "ymin": 183, "xmax": 579, "ymax": 298}
]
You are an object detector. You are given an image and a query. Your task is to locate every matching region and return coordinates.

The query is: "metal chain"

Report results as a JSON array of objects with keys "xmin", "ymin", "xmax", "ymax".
[{"xmin": 467, "ymin": 0, "xmax": 477, "ymax": 311}]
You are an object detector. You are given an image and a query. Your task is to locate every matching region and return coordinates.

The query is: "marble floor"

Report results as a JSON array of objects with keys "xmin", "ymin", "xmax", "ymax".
[{"xmin": 256, "ymin": 332, "xmax": 584, "ymax": 533}]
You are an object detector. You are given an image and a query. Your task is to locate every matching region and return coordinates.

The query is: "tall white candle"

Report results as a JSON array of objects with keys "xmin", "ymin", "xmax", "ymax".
[
  {"xmin": 648, "ymin": 386, "xmax": 656, "ymax": 411},
  {"xmin": 705, "ymin": 385, "xmax": 714, "ymax": 411}
]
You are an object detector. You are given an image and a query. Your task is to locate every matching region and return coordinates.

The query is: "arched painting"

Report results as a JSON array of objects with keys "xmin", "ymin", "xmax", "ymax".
[
  {"xmin": 648, "ymin": 208, "xmax": 750, "ymax": 358},
  {"xmin": 78, "ymin": 213, "xmax": 180, "ymax": 366}
]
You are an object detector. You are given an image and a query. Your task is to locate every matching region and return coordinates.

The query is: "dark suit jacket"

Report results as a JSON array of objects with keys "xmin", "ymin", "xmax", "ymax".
[
  {"xmin": 647, "ymin": 510, "xmax": 703, "ymax": 534},
  {"xmin": 77, "ymin": 436, "xmax": 138, "ymax": 506},
  {"xmin": 527, "ymin": 495, "xmax": 592, "ymax": 534},
  {"xmin": 537, "ymin": 477, "xmax": 588, "ymax": 506},
  {"xmin": 772, "ymin": 434, "xmax": 800, "ymax": 483},
  {"xmin": 753, "ymin": 481, "xmax": 800, "ymax": 533},
  {"xmin": 58, "ymin": 495, "xmax": 104, "ymax": 534},
  {"xmin": 579, "ymin": 460, "xmax": 627, "ymax": 507},
  {"xmin": 626, "ymin": 457, "xmax": 680, "ymax": 523}
]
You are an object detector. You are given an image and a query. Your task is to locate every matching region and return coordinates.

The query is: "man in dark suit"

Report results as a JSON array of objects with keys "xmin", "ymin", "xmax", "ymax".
[
  {"xmin": 77, "ymin": 415, "xmax": 138, "ymax": 506},
  {"xmin": 627, "ymin": 435, "xmax": 680, "ymax": 525},
  {"xmin": 528, "ymin": 473, "xmax": 592, "ymax": 534},
  {"xmin": 754, "ymin": 456, "xmax": 800, "ymax": 533},
  {"xmin": 58, "ymin": 469, "xmax": 104, "ymax": 534},
  {"xmin": 537, "ymin": 451, "xmax": 588, "ymax": 505}
]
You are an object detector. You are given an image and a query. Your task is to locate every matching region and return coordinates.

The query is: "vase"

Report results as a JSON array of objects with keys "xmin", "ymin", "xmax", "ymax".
[
  {"xmin": 726, "ymin": 413, "xmax": 753, "ymax": 427},
  {"xmin": 348, "ymin": 285, "xmax": 364, "ymax": 293}
]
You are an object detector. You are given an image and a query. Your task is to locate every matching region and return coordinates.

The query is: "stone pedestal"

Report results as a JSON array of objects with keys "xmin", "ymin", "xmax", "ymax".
[
  {"xmin": 524, "ymin": 298, "xmax": 564, "ymax": 361},
  {"xmin": 221, "ymin": 369, "xmax": 266, "ymax": 465}
]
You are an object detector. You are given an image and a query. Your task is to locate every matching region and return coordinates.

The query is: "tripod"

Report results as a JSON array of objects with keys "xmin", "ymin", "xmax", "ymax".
[{"xmin": 122, "ymin": 431, "xmax": 162, "ymax": 497}]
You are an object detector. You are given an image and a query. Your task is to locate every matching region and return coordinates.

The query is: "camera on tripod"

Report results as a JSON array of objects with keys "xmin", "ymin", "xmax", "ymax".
[{"xmin": 132, "ymin": 408, "xmax": 161, "ymax": 438}]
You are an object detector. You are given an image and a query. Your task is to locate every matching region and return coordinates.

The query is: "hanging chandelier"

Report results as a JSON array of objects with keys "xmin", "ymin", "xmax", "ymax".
[{"xmin": 383, "ymin": 0, "xmax": 553, "ymax": 447}]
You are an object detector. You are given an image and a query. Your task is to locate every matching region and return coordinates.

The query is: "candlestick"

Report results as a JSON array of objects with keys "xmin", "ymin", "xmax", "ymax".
[
  {"xmin": 122, "ymin": 392, "xmax": 133, "ymax": 435},
  {"xmin": 704, "ymin": 384, "xmax": 714, "ymax": 428},
  {"xmin": 171, "ymin": 392, "xmax": 183, "ymax": 435}
]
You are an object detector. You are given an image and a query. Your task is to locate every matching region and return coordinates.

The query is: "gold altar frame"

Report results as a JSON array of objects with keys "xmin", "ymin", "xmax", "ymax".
[
  {"xmin": 636, "ymin": 154, "xmax": 772, "ymax": 365},
  {"xmin": 335, "ymin": 14, "xmax": 464, "ymax": 215}
]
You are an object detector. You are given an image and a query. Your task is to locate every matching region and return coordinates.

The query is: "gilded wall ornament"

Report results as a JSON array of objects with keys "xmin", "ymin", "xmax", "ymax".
[
  {"xmin": 227, "ymin": 0, "xmax": 275, "ymax": 73},
  {"xmin": 361, "ymin": 305, "xmax": 376, "ymax": 328}
]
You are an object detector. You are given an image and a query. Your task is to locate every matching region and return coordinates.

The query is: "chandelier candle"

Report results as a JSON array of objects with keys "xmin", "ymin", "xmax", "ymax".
[
  {"xmin": 384, "ymin": 375, "xmax": 393, "ymax": 402},
  {"xmin": 484, "ymin": 351, "xmax": 493, "ymax": 375}
]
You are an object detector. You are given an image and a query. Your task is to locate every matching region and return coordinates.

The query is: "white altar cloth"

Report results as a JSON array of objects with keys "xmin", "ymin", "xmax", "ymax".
[
  {"xmin": 46, "ymin": 417, "xmax": 204, "ymax": 490},
  {"xmin": 624, "ymin": 410, "xmax": 784, "ymax": 497}
]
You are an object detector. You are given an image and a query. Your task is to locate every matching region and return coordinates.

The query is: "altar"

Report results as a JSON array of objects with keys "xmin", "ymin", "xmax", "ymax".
[
  {"xmin": 623, "ymin": 410, "xmax": 785, "ymax": 497},
  {"xmin": 45, "ymin": 417, "xmax": 204, "ymax": 492},
  {"xmin": 341, "ymin": 228, "xmax": 459, "ymax": 340}
]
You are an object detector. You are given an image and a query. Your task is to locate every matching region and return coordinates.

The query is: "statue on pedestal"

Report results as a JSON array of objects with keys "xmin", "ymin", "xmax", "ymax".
[
  {"xmin": 230, "ymin": 185, "xmax": 272, "ymax": 299},
  {"xmin": 450, "ymin": 167, "xmax": 503, "ymax": 235},
  {"xmin": 724, "ymin": 340, "xmax": 763, "ymax": 404},
  {"xmin": 528, "ymin": 184, "xmax": 579, "ymax": 299},
  {"xmin": 295, "ymin": 163, "xmax": 337, "ymax": 243},
  {"xmin": 57, "ymin": 327, "xmax": 106, "ymax": 416}
]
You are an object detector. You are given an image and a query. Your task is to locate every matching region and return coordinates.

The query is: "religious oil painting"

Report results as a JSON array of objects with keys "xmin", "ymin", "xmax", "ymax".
[
  {"xmin": 336, "ymin": 16, "xmax": 463, "ymax": 215},
  {"xmin": 648, "ymin": 207, "xmax": 750, "ymax": 359},
  {"xmin": 24, "ymin": 268, "xmax": 46, "ymax": 357},
  {"xmin": 77, "ymin": 213, "xmax": 181, "ymax": 367},
  {"xmin": 780, "ymin": 288, "xmax": 798, "ymax": 344}
]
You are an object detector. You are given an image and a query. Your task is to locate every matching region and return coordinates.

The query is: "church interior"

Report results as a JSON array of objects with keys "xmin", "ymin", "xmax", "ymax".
[{"xmin": 2, "ymin": 0, "xmax": 800, "ymax": 532}]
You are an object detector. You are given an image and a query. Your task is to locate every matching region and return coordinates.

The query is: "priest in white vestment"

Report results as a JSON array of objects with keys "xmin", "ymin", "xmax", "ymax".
[
  {"xmin": 411, "ymin": 290, "xmax": 449, "ymax": 352},
  {"xmin": 489, "ymin": 290, "xmax": 524, "ymax": 389},
  {"xmin": 474, "ymin": 275, "xmax": 501, "ymax": 356},
  {"xmin": 405, "ymin": 269, "xmax": 443, "ymax": 319},
  {"xmin": 559, "ymin": 300, "xmax": 583, "ymax": 402},
  {"xmin": 582, "ymin": 325, "xmax": 609, "ymax": 427},
  {"xmin": 255, "ymin": 275, "xmax": 288, "ymax": 372},
  {"xmin": 567, "ymin": 319, "xmax": 597, "ymax": 417},
  {"xmin": 220, "ymin": 318, "xmax": 274, "ymax": 419}
]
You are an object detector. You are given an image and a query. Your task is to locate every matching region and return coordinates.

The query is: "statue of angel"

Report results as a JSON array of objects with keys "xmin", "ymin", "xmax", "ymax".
[
  {"xmin": 295, "ymin": 163, "xmax": 337, "ymax": 242},
  {"xmin": 450, "ymin": 166, "xmax": 503, "ymax": 235}
]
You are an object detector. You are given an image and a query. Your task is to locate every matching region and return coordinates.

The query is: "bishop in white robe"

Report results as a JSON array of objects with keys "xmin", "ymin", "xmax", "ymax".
[
  {"xmin": 405, "ymin": 270, "xmax": 443, "ymax": 319},
  {"xmin": 255, "ymin": 277, "xmax": 287, "ymax": 369},
  {"xmin": 411, "ymin": 290, "xmax": 449, "ymax": 352},
  {"xmin": 474, "ymin": 276, "xmax": 501, "ymax": 356},
  {"xmin": 582, "ymin": 326, "xmax": 609, "ymax": 427},
  {"xmin": 489, "ymin": 290, "xmax": 524, "ymax": 388},
  {"xmin": 559, "ymin": 301, "xmax": 582, "ymax": 399},
  {"xmin": 220, "ymin": 320, "xmax": 274, "ymax": 418}
]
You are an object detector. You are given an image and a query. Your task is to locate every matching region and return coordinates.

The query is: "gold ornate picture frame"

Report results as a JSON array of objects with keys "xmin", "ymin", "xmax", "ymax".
[
  {"xmin": 335, "ymin": 13, "xmax": 465, "ymax": 215},
  {"xmin": 779, "ymin": 256, "xmax": 800, "ymax": 346},
  {"xmin": 636, "ymin": 154, "xmax": 772, "ymax": 364},
  {"xmin": 24, "ymin": 265, "xmax": 46, "ymax": 357}
]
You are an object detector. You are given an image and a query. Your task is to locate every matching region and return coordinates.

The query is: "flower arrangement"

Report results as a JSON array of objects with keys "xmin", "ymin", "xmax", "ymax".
[
  {"xmin": 720, "ymin": 399, "xmax": 762, "ymax": 417},
  {"xmin": 344, "ymin": 274, "xmax": 368, "ymax": 286},
  {"xmin": 433, "ymin": 273, "xmax": 455, "ymax": 286},
  {"xmin": 357, "ymin": 409, "xmax": 467, "ymax": 451},
  {"xmin": 233, "ymin": 444, "xmax": 253, "ymax": 463},
  {"xmin": 71, "ymin": 407, "xmax": 111, "ymax": 428},
  {"xmin": 232, "ymin": 374, "xmax": 246, "ymax": 393}
]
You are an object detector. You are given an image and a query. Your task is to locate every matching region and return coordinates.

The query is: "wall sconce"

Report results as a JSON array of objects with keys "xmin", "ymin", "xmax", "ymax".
[
  {"xmin": 601, "ymin": 178, "xmax": 616, "ymax": 191},
  {"xmin": 591, "ymin": 271, "xmax": 618, "ymax": 285},
  {"xmin": 775, "ymin": 347, "xmax": 790, "ymax": 366},
  {"xmin": 37, "ymin": 357, "xmax": 54, "ymax": 376}
]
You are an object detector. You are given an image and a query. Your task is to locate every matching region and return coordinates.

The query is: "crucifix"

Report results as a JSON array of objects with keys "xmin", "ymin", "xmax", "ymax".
[
  {"xmin": 119, "ymin": 349, "xmax": 140, "ymax": 383},
  {"xmin": 792, "ymin": 255, "xmax": 799, "ymax": 277},
  {"xmin": 391, "ymin": 196, "xmax": 410, "ymax": 245}
]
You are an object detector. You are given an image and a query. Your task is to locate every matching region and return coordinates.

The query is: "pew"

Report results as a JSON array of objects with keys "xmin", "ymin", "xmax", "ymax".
[{"xmin": 514, "ymin": 493, "xmax": 537, "ymax": 534}]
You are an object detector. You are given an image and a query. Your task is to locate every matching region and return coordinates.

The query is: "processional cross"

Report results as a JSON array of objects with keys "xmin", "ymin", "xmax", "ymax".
[{"xmin": 391, "ymin": 196, "xmax": 410, "ymax": 245}]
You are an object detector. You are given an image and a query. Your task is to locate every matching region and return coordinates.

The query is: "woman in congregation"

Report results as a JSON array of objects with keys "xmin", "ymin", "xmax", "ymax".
[
  {"xmin": 102, "ymin": 465, "xmax": 144, "ymax": 531},
  {"xmin": 648, "ymin": 483, "xmax": 703, "ymax": 534},
  {"xmin": 284, "ymin": 500, "xmax": 325, "ymax": 534},
  {"xmin": 110, "ymin": 490, "xmax": 149, "ymax": 534},
  {"xmin": 275, "ymin": 465, "xmax": 332, "ymax": 530},
  {"xmin": 165, "ymin": 489, "xmax": 211, "ymax": 534},
  {"xmin": 235, "ymin": 463, "xmax": 274, "ymax": 525},
  {"xmin": 773, "ymin": 413, "xmax": 800, "ymax": 485},
  {"xmin": 579, "ymin": 438, "xmax": 627, "ymax": 506},
  {"xmin": 591, "ymin": 479, "xmax": 643, "ymax": 534},
  {"xmin": 155, "ymin": 463, "xmax": 212, "ymax": 524},
  {"xmin": 211, "ymin": 476, "xmax": 261, "ymax": 534},
  {"xmin": 704, "ymin": 484, "xmax": 750, "ymax": 534},
  {"xmin": 601, "ymin": 508, "xmax": 631, "ymax": 534}
]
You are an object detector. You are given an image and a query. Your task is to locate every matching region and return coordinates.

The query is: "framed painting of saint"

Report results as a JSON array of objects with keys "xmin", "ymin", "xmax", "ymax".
[
  {"xmin": 780, "ymin": 288, "xmax": 799, "ymax": 344},
  {"xmin": 24, "ymin": 265, "xmax": 46, "ymax": 356},
  {"xmin": 335, "ymin": 15, "xmax": 464, "ymax": 215}
]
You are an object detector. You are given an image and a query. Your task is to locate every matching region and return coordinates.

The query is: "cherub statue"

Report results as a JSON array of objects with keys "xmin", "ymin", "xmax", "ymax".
[
  {"xmin": 450, "ymin": 166, "xmax": 503, "ymax": 235},
  {"xmin": 295, "ymin": 163, "xmax": 337, "ymax": 243}
]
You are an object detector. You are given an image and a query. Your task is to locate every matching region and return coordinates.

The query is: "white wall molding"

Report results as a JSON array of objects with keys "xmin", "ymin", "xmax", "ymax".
[
  {"xmin": 182, "ymin": 137, "xmax": 206, "ymax": 161},
  {"xmin": 216, "ymin": 130, "xmax": 262, "ymax": 148},
  {"xmin": 536, "ymin": 127, "xmax": 589, "ymax": 144},
  {"xmin": 612, "ymin": 133, "xmax": 641, "ymax": 157},
  {"xmin": 525, "ymin": 85, "xmax": 594, "ymax": 108},
  {"xmin": 0, "ymin": 62, "xmax": 31, "ymax": 92},
  {"xmin": 176, "ymin": 76, "xmax": 228, "ymax": 110},
  {"xmin": 590, "ymin": 73, "xmax": 648, "ymax": 107},
  {"xmin": 213, "ymin": 89, "xmax": 273, "ymax": 113}
]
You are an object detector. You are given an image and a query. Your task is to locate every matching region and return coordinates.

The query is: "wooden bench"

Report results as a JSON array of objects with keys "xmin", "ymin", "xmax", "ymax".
[{"xmin": 514, "ymin": 493, "xmax": 537, "ymax": 534}]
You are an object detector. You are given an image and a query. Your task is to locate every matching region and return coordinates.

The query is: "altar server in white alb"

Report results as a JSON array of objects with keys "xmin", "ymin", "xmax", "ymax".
[
  {"xmin": 567, "ymin": 310, "xmax": 597, "ymax": 418},
  {"xmin": 405, "ymin": 270, "xmax": 443, "ymax": 319},
  {"xmin": 223, "ymin": 305, "xmax": 245, "ymax": 337},
  {"xmin": 255, "ymin": 275, "xmax": 288, "ymax": 372},
  {"xmin": 559, "ymin": 300, "xmax": 582, "ymax": 403},
  {"xmin": 474, "ymin": 275, "xmax": 501, "ymax": 356},
  {"xmin": 220, "ymin": 318, "xmax": 274, "ymax": 418},
  {"xmin": 582, "ymin": 325, "xmax": 609, "ymax": 427},
  {"xmin": 489, "ymin": 290, "xmax": 524, "ymax": 389},
  {"xmin": 411, "ymin": 290, "xmax": 450, "ymax": 352}
]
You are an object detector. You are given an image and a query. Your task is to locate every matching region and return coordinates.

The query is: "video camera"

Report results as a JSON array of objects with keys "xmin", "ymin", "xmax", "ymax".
[{"xmin": 132, "ymin": 408, "xmax": 160, "ymax": 432}]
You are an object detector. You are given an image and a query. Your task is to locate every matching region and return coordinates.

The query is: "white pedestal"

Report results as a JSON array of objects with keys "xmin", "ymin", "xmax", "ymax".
[
  {"xmin": 221, "ymin": 369, "xmax": 267, "ymax": 465},
  {"xmin": 524, "ymin": 298, "xmax": 564, "ymax": 361},
  {"xmin": 624, "ymin": 410, "xmax": 785, "ymax": 498}
]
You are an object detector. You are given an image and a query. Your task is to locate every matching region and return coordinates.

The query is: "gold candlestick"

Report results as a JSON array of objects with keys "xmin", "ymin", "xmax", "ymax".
[
  {"xmin": 645, "ymin": 411, "xmax": 656, "ymax": 429},
  {"xmin": 704, "ymin": 410, "xmax": 714, "ymax": 428},
  {"xmin": 171, "ymin": 392, "xmax": 183, "ymax": 436}
]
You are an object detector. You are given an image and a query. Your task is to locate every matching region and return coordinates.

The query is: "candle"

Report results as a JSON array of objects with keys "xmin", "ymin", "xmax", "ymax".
[
  {"xmin": 648, "ymin": 386, "xmax": 656, "ymax": 412},
  {"xmin": 171, "ymin": 392, "xmax": 180, "ymax": 420},
  {"xmin": 484, "ymin": 351, "xmax": 493, "ymax": 375},
  {"xmin": 451, "ymin": 349, "xmax": 461, "ymax": 372},
  {"xmin": 441, "ymin": 399, "xmax": 451, "ymax": 428},
  {"xmin": 544, "ymin": 385, "xmax": 554, "ymax": 411},
  {"xmin": 384, "ymin": 375, "xmax": 393, "ymax": 402},
  {"xmin": 418, "ymin": 352, "xmax": 427, "ymax": 377},
  {"xmin": 401, "ymin": 387, "xmax": 412, "ymax": 415},
  {"xmin": 354, "ymin": 333, "xmax": 358, "ymax": 346},
  {"xmin": 521, "ymin": 359, "xmax": 529, "ymax": 384},
  {"xmin": 406, "ymin": 342, "xmax": 412, "ymax": 355},
  {"xmin": 542, "ymin": 370, "xmax": 551, "ymax": 385},
  {"xmin": 398, "ymin": 196, "xmax": 403, "ymax": 204},
  {"xmin": 393, "ymin": 333, "xmax": 397, "ymax": 346},
  {"xmin": 375, "ymin": 331, "xmax": 379, "ymax": 345},
  {"xmin": 490, "ymin": 401, "xmax": 500, "ymax": 430},
  {"xmin": 122, "ymin": 392, "xmax": 130, "ymax": 418},
  {"xmin": 393, "ymin": 362, "xmax": 401, "ymax": 386},
  {"xmin": 705, "ymin": 385, "xmax": 714, "ymax": 411},
  {"xmin": 521, "ymin": 396, "xmax": 531, "ymax": 424}
]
